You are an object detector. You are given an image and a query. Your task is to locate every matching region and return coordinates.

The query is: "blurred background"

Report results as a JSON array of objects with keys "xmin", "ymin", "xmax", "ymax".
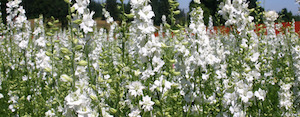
[{"xmin": 0, "ymin": 0, "xmax": 299, "ymax": 28}]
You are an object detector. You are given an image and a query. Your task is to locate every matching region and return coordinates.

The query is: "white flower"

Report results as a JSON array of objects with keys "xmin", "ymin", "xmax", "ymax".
[
  {"xmin": 73, "ymin": 0, "xmax": 90, "ymax": 15},
  {"xmin": 137, "ymin": 23, "xmax": 155, "ymax": 34},
  {"xmin": 22, "ymin": 75, "xmax": 28, "ymax": 81},
  {"xmin": 36, "ymin": 50, "xmax": 51, "ymax": 69},
  {"xmin": 207, "ymin": 94, "xmax": 217, "ymax": 104},
  {"xmin": 206, "ymin": 54, "xmax": 219, "ymax": 65},
  {"xmin": 139, "ymin": 95, "xmax": 154, "ymax": 111},
  {"xmin": 104, "ymin": 74, "xmax": 110, "ymax": 80},
  {"xmin": 33, "ymin": 27, "xmax": 42, "ymax": 36},
  {"xmin": 233, "ymin": 111, "xmax": 246, "ymax": 117},
  {"xmin": 250, "ymin": 52, "xmax": 260, "ymax": 62},
  {"xmin": 102, "ymin": 8, "xmax": 114, "ymax": 23},
  {"xmin": 76, "ymin": 106, "xmax": 92, "ymax": 117},
  {"xmin": 0, "ymin": 93, "xmax": 3, "ymax": 99},
  {"xmin": 131, "ymin": 0, "xmax": 149, "ymax": 8},
  {"xmin": 281, "ymin": 83, "xmax": 292, "ymax": 91},
  {"xmin": 264, "ymin": 11, "xmax": 278, "ymax": 22},
  {"xmin": 65, "ymin": 89, "xmax": 90, "ymax": 109},
  {"xmin": 127, "ymin": 81, "xmax": 145, "ymax": 97},
  {"xmin": 6, "ymin": 0, "xmax": 22, "ymax": 8},
  {"xmin": 152, "ymin": 56, "xmax": 165, "ymax": 72},
  {"xmin": 138, "ymin": 5, "xmax": 154, "ymax": 23},
  {"xmin": 293, "ymin": 45, "xmax": 300, "ymax": 54},
  {"xmin": 45, "ymin": 109, "xmax": 55, "ymax": 117},
  {"xmin": 80, "ymin": 11, "xmax": 95, "ymax": 34},
  {"xmin": 202, "ymin": 73, "xmax": 209, "ymax": 81},
  {"xmin": 150, "ymin": 76, "xmax": 172, "ymax": 92},
  {"xmin": 162, "ymin": 15, "xmax": 166, "ymax": 23},
  {"xmin": 241, "ymin": 91, "xmax": 253, "ymax": 103},
  {"xmin": 35, "ymin": 37, "xmax": 46, "ymax": 47},
  {"xmin": 75, "ymin": 66, "xmax": 86, "ymax": 76},
  {"xmin": 15, "ymin": 15, "xmax": 27, "ymax": 27},
  {"xmin": 19, "ymin": 40, "xmax": 28, "ymax": 49},
  {"xmin": 101, "ymin": 107, "xmax": 113, "ymax": 117},
  {"xmin": 280, "ymin": 99, "xmax": 292, "ymax": 110},
  {"xmin": 9, "ymin": 104, "xmax": 16, "ymax": 112},
  {"xmin": 128, "ymin": 109, "xmax": 141, "ymax": 117},
  {"xmin": 141, "ymin": 68, "xmax": 155, "ymax": 80},
  {"xmin": 254, "ymin": 88, "xmax": 266, "ymax": 101}
]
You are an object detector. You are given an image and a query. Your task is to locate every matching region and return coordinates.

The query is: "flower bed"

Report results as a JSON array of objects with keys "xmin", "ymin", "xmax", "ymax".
[{"xmin": 0, "ymin": 0, "xmax": 299, "ymax": 117}]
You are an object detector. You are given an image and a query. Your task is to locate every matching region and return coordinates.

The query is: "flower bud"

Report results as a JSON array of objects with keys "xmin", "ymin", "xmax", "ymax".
[
  {"xmin": 123, "ymin": 67, "xmax": 130, "ymax": 72},
  {"xmin": 45, "ymin": 67, "xmax": 52, "ymax": 72},
  {"xmin": 61, "ymin": 47, "xmax": 71, "ymax": 54},
  {"xmin": 115, "ymin": 47, "xmax": 122, "ymax": 54},
  {"xmin": 46, "ymin": 32, "xmax": 54, "ymax": 36},
  {"xmin": 107, "ymin": 79, "xmax": 112, "ymax": 83},
  {"xmin": 60, "ymin": 74, "xmax": 73, "ymax": 82},
  {"xmin": 109, "ymin": 108, "xmax": 117, "ymax": 114},
  {"xmin": 77, "ymin": 60, "xmax": 88, "ymax": 66},
  {"xmin": 47, "ymin": 22, "xmax": 53, "ymax": 26},
  {"xmin": 54, "ymin": 57, "xmax": 60, "ymax": 61},
  {"xmin": 125, "ymin": 13, "xmax": 134, "ymax": 19},
  {"xmin": 119, "ymin": 92, "xmax": 124, "ymax": 98},
  {"xmin": 173, "ymin": 71, "xmax": 181, "ymax": 76},
  {"xmin": 70, "ymin": 7, "xmax": 75, "ymax": 13},
  {"xmin": 169, "ymin": 59, "xmax": 175, "ymax": 63},
  {"xmin": 98, "ymin": 77, "xmax": 104, "ymax": 83},
  {"xmin": 134, "ymin": 70, "xmax": 141, "ymax": 76},
  {"xmin": 90, "ymin": 94, "xmax": 98, "ymax": 101},
  {"xmin": 73, "ymin": 19, "xmax": 82, "ymax": 24},
  {"xmin": 75, "ymin": 45, "xmax": 83, "ymax": 50},
  {"xmin": 163, "ymin": 72, "xmax": 169, "ymax": 76},
  {"xmin": 102, "ymin": 71, "xmax": 109, "ymax": 75},
  {"xmin": 45, "ymin": 51, "xmax": 52, "ymax": 56},
  {"xmin": 154, "ymin": 100, "xmax": 160, "ymax": 106},
  {"xmin": 66, "ymin": 15, "xmax": 72, "ymax": 21},
  {"xmin": 72, "ymin": 28, "xmax": 77, "ymax": 32},
  {"xmin": 172, "ymin": 30, "xmax": 180, "ymax": 34},
  {"xmin": 64, "ymin": 0, "xmax": 71, "ymax": 4},
  {"xmin": 156, "ymin": 112, "xmax": 162, "ymax": 116},
  {"xmin": 54, "ymin": 40, "xmax": 60, "ymax": 43},
  {"xmin": 174, "ymin": 10, "xmax": 180, "ymax": 15},
  {"xmin": 161, "ymin": 43, "xmax": 168, "ymax": 48},
  {"xmin": 182, "ymin": 41, "xmax": 189, "ymax": 45},
  {"xmin": 73, "ymin": 38, "xmax": 78, "ymax": 44},
  {"xmin": 64, "ymin": 55, "xmax": 70, "ymax": 60},
  {"xmin": 165, "ymin": 24, "xmax": 171, "ymax": 28}
]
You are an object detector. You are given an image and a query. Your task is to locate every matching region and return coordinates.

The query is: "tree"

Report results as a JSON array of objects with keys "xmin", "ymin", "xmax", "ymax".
[
  {"xmin": 106, "ymin": 0, "xmax": 120, "ymax": 21},
  {"xmin": 247, "ymin": 0, "xmax": 257, "ymax": 9},
  {"xmin": 21, "ymin": 0, "xmax": 69, "ymax": 27},
  {"xmin": 188, "ymin": 0, "xmax": 223, "ymax": 26},
  {"xmin": 88, "ymin": 0, "xmax": 103, "ymax": 18},
  {"xmin": 246, "ymin": 0, "xmax": 265, "ymax": 24},
  {"xmin": 0, "ymin": 0, "xmax": 8, "ymax": 24},
  {"xmin": 279, "ymin": 8, "xmax": 294, "ymax": 22},
  {"xmin": 151, "ymin": 0, "xmax": 171, "ymax": 25}
]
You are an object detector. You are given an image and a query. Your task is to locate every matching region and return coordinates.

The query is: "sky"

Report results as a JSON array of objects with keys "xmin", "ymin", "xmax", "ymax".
[{"xmin": 99, "ymin": 0, "xmax": 300, "ymax": 15}]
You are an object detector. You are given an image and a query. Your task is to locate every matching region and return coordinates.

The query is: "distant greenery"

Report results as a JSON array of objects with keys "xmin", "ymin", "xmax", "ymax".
[
  {"xmin": 278, "ymin": 8, "xmax": 295, "ymax": 22},
  {"xmin": 0, "ymin": 0, "xmax": 298, "ymax": 27}
]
